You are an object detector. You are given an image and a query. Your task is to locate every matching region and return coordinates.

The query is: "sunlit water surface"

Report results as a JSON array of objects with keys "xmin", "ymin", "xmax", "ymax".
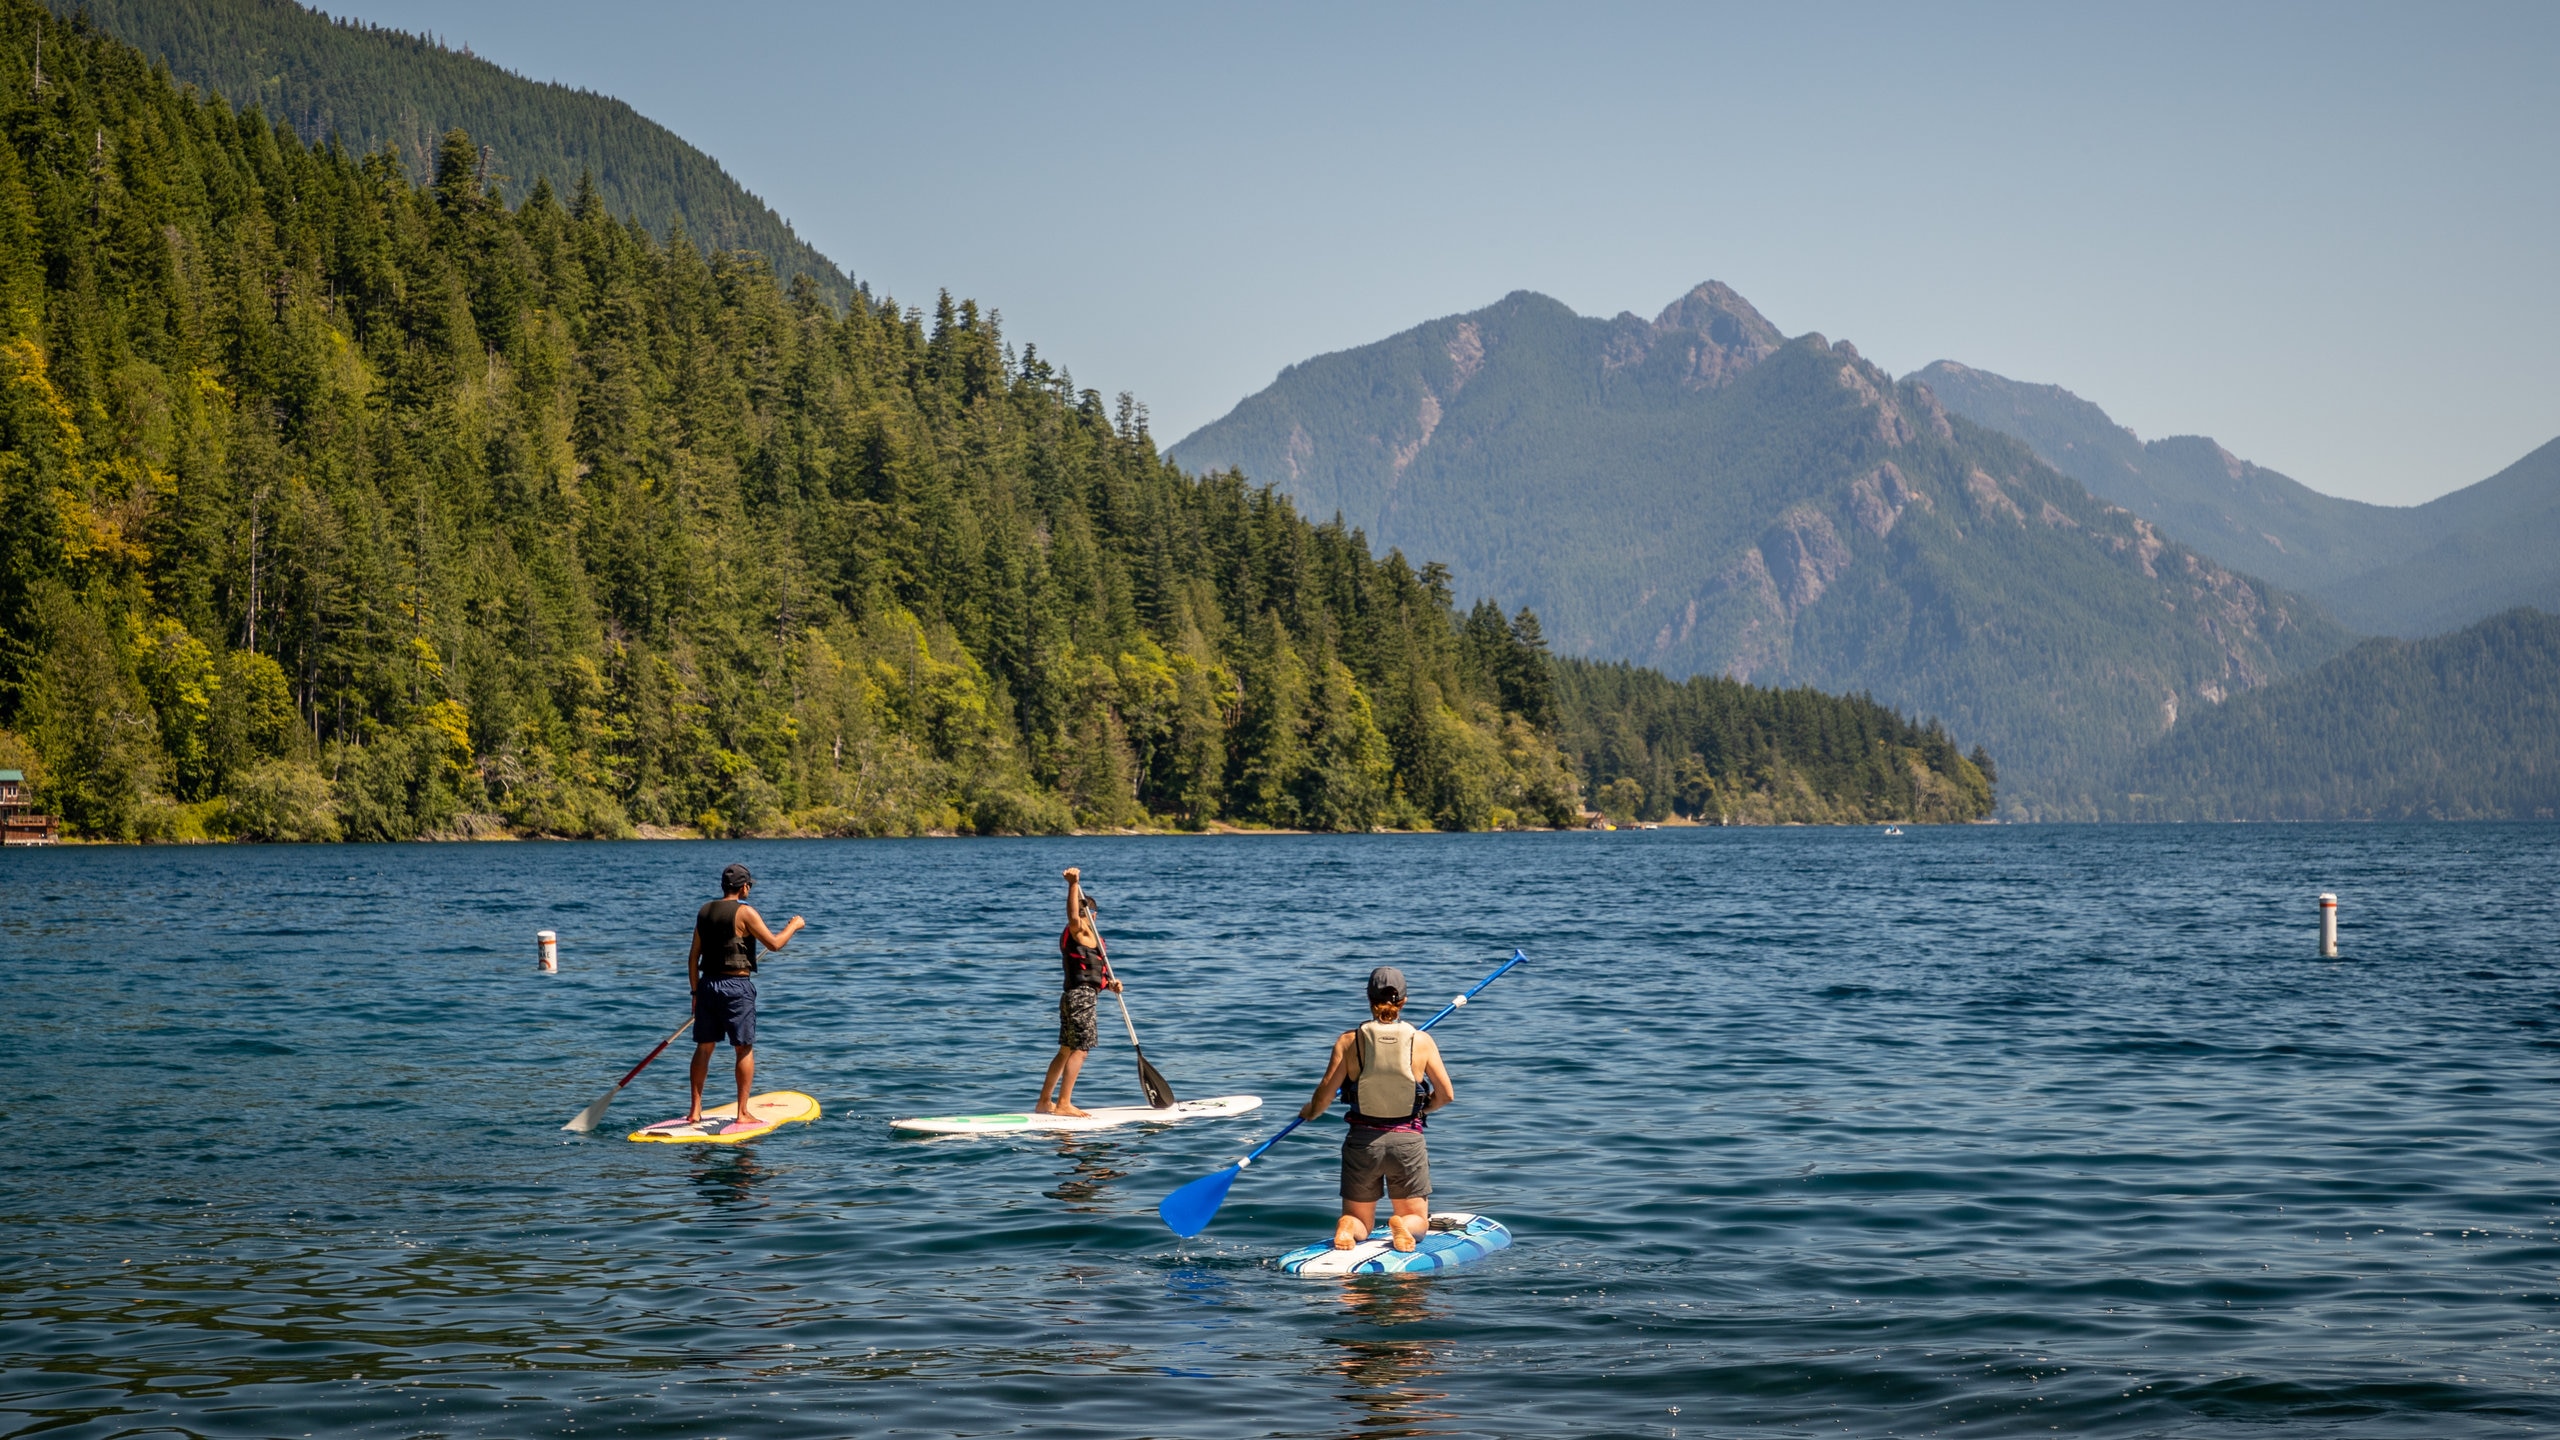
[{"xmin": 5, "ymin": 826, "xmax": 2560, "ymax": 1438}]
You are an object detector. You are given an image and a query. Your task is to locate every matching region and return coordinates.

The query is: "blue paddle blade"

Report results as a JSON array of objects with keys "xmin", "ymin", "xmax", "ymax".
[{"xmin": 1158, "ymin": 1164, "xmax": 1241, "ymax": 1237}]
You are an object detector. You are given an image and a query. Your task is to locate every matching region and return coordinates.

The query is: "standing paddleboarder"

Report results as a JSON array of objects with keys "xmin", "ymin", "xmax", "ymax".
[
  {"xmin": 1034, "ymin": 867, "xmax": 1120, "ymax": 1117},
  {"xmin": 686, "ymin": 863, "xmax": 804, "ymax": 1128},
  {"xmin": 1298, "ymin": 966, "xmax": 1456, "ymax": 1252}
]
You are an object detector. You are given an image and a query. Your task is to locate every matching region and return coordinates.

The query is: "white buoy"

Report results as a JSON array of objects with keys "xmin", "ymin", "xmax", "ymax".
[
  {"xmin": 2318, "ymin": 894, "xmax": 2337, "ymax": 958},
  {"xmin": 538, "ymin": 929, "xmax": 559, "ymax": 972}
]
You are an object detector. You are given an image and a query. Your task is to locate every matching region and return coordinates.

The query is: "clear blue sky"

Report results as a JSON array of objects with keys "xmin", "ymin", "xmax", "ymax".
[{"xmin": 328, "ymin": 1, "xmax": 2556, "ymax": 505}]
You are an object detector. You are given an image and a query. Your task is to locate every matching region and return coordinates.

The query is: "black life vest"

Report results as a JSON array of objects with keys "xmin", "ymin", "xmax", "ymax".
[
  {"xmin": 1060, "ymin": 925, "xmax": 1108, "ymax": 990},
  {"xmin": 696, "ymin": 898, "xmax": 757, "ymax": 978}
]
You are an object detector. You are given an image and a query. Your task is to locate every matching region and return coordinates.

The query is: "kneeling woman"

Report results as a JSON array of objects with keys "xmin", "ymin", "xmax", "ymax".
[{"xmin": 1297, "ymin": 966, "xmax": 1457, "ymax": 1252}]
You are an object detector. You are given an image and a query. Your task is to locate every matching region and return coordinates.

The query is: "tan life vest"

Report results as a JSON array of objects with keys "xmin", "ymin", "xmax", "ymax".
[{"xmin": 1351, "ymin": 1020, "xmax": 1423, "ymax": 1122}]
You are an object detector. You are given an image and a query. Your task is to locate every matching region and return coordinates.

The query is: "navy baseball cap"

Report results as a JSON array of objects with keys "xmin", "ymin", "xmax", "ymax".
[{"xmin": 720, "ymin": 863, "xmax": 753, "ymax": 894}]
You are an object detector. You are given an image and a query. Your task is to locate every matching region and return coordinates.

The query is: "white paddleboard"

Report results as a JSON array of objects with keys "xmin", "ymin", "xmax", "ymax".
[{"xmin": 890, "ymin": 1094, "xmax": 1261, "ymax": 1136}]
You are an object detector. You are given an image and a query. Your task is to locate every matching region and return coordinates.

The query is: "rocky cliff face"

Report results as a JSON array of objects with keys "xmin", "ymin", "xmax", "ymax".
[{"xmin": 1173, "ymin": 284, "xmax": 2352, "ymax": 816}]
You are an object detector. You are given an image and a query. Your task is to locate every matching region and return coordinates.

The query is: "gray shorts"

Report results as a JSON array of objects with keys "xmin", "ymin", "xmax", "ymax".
[
  {"xmin": 1058, "ymin": 986, "xmax": 1099, "ymax": 1051},
  {"xmin": 1341, "ymin": 1126, "xmax": 1431, "ymax": 1202}
]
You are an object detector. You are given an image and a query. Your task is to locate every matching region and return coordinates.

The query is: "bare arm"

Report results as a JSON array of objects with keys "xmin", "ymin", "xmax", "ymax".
[
  {"xmin": 1417, "ymin": 1033, "xmax": 1455, "ymax": 1113},
  {"xmin": 1299, "ymin": 1031, "xmax": 1358, "ymax": 1121},
  {"xmin": 1063, "ymin": 867, "xmax": 1085, "ymax": 925},
  {"xmin": 738, "ymin": 905, "xmax": 804, "ymax": 951},
  {"xmin": 686, "ymin": 929, "xmax": 702, "ymax": 991}
]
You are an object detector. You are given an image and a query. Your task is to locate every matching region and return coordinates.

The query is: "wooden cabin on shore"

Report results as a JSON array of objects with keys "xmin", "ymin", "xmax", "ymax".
[{"xmin": 0, "ymin": 770, "xmax": 58, "ymax": 845}]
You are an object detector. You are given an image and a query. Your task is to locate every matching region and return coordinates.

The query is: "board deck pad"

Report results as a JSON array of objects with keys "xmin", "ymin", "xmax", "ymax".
[
  {"xmin": 890, "ymin": 1094, "xmax": 1260, "ymax": 1136},
  {"xmin": 1278, "ymin": 1212, "xmax": 1512, "ymax": 1276},
  {"xmin": 628, "ymin": 1090, "xmax": 820, "ymax": 1144}
]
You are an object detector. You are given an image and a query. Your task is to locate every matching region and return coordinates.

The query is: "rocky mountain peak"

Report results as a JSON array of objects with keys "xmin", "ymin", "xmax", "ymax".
[{"xmin": 1643, "ymin": 280, "xmax": 1785, "ymax": 388}]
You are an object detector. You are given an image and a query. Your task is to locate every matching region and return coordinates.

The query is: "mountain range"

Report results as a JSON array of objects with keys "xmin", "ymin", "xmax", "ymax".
[
  {"xmin": 1915, "ymin": 362, "xmax": 2560, "ymax": 639},
  {"xmin": 54, "ymin": 0, "xmax": 855, "ymax": 307},
  {"xmin": 2109, "ymin": 607, "xmax": 2560, "ymax": 821},
  {"xmin": 1172, "ymin": 283, "xmax": 2351, "ymax": 817}
]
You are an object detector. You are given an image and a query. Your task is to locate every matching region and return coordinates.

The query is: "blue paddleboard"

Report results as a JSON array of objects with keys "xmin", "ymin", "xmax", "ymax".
[{"xmin": 1276, "ymin": 1212, "xmax": 1512, "ymax": 1276}]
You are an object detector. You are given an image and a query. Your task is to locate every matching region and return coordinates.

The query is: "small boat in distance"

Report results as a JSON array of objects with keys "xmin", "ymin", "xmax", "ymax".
[{"xmin": 1883, "ymin": 825, "xmax": 1903, "ymax": 835}]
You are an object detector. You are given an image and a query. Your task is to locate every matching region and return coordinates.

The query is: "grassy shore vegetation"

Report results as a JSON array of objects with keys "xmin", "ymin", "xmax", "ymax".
[{"xmin": 0, "ymin": 2, "xmax": 1992, "ymax": 840}]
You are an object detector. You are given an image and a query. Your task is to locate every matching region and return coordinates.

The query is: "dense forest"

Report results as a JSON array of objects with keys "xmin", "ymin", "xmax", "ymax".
[
  {"xmin": 0, "ymin": 0, "xmax": 1994, "ymax": 840},
  {"xmin": 2108, "ymin": 609, "xmax": 2560, "ymax": 821},
  {"xmin": 1555, "ymin": 659, "xmax": 1995, "ymax": 825},
  {"xmin": 48, "ymin": 0, "xmax": 855, "ymax": 308}
]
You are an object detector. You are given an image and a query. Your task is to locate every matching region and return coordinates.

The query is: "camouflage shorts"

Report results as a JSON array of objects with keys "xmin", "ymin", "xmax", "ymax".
[{"xmin": 1058, "ymin": 985, "xmax": 1100, "ymax": 1052}]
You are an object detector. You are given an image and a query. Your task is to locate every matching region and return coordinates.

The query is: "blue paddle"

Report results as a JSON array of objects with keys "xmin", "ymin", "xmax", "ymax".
[{"xmin": 1157, "ymin": 950, "xmax": 1526, "ymax": 1238}]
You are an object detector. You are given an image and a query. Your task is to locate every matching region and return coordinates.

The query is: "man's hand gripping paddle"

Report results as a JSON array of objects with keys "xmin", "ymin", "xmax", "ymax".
[{"xmin": 1156, "ymin": 949, "xmax": 1525, "ymax": 1238}]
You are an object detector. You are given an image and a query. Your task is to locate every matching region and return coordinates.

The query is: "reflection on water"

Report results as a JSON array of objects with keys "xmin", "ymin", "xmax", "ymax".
[
  {"xmin": 1042, "ymin": 1139, "xmax": 1130, "ymax": 1208},
  {"xmin": 1323, "ymin": 1279, "xmax": 1455, "ymax": 1439},
  {"xmin": 688, "ymin": 1146, "xmax": 770, "ymax": 1208}
]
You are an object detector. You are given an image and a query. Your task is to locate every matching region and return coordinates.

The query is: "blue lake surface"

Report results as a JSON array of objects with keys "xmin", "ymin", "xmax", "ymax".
[{"xmin": 5, "ymin": 825, "xmax": 2560, "ymax": 1438}]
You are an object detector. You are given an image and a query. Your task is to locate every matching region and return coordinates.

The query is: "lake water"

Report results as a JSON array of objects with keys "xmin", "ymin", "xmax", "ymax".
[{"xmin": 5, "ymin": 826, "xmax": 2560, "ymax": 1438}]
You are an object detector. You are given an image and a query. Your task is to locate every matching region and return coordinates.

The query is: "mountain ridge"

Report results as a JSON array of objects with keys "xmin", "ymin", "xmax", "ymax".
[
  {"xmin": 1913, "ymin": 360, "xmax": 2560, "ymax": 638},
  {"xmin": 1174, "ymin": 282, "xmax": 2352, "ymax": 816},
  {"xmin": 53, "ymin": 0, "xmax": 857, "ymax": 307}
]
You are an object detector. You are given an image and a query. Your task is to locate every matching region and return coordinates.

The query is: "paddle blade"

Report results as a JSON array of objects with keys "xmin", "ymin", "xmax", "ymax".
[
  {"xmin": 1158, "ymin": 1164, "xmax": 1240, "ymax": 1237},
  {"xmin": 562, "ymin": 1085, "xmax": 620, "ymax": 1133},
  {"xmin": 1137, "ymin": 1049, "xmax": 1176, "ymax": 1109}
]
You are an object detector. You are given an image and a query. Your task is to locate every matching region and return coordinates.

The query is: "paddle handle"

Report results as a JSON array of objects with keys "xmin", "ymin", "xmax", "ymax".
[
  {"xmin": 1415, "ymin": 950, "xmax": 1526, "ymax": 1033},
  {"xmin": 1218, "ymin": 952, "xmax": 1523, "ymax": 1170},
  {"xmin": 1240, "ymin": 1115, "xmax": 1306, "ymax": 1166},
  {"xmin": 620, "ymin": 1011, "xmax": 696, "ymax": 1087}
]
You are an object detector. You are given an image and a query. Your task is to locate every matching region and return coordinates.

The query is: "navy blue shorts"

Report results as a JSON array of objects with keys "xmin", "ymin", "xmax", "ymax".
[{"xmin": 694, "ymin": 976, "xmax": 756, "ymax": 1049}]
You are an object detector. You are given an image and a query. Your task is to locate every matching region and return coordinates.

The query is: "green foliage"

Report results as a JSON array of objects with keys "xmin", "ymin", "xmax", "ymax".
[
  {"xmin": 2109, "ymin": 608, "xmax": 2560, "ymax": 821},
  {"xmin": 0, "ymin": 0, "xmax": 1601, "ymax": 839},
  {"xmin": 222, "ymin": 757, "xmax": 339, "ymax": 841},
  {"xmin": 52, "ymin": 0, "xmax": 855, "ymax": 309},
  {"xmin": 1553, "ymin": 658, "xmax": 1994, "ymax": 825}
]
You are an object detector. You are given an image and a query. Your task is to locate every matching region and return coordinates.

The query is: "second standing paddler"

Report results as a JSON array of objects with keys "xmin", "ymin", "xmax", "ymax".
[
  {"xmin": 1034, "ymin": 867, "xmax": 1120, "ymax": 1117},
  {"xmin": 686, "ymin": 862, "xmax": 805, "ymax": 1130},
  {"xmin": 1299, "ymin": 966, "xmax": 1456, "ymax": 1252}
]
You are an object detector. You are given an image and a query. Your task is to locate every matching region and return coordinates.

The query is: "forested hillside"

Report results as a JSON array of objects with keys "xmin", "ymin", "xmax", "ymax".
[
  {"xmin": 1916, "ymin": 361, "xmax": 2560, "ymax": 639},
  {"xmin": 2109, "ymin": 609, "xmax": 2560, "ymax": 821},
  {"xmin": 49, "ymin": 0, "xmax": 854, "ymax": 308},
  {"xmin": 1554, "ymin": 659, "xmax": 1994, "ymax": 825},
  {"xmin": 1174, "ymin": 283, "xmax": 2349, "ymax": 817},
  {"xmin": 0, "ymin": 2, "xmax": 1993, "ymax": 840}
]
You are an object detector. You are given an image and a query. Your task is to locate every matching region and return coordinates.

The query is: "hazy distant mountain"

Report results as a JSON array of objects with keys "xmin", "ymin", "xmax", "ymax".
[
  {"xmin": 59, "ymin": 0, "xmax": 855, "ymax": 307},
  {"xmin": 1913, "ymin": 362, "xmax": 2560, "ymax": 639},
  {"xmin": 2110, "ymin": 608, "xmax": 2560, "ymax": 821},
  {"xmin": 1172, "ymin": 283, "xmax": 2351, "ymax": 816}
]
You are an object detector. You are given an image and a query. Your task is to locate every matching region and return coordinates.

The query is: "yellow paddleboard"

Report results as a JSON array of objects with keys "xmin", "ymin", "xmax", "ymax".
[{"xmin": 628, "ymin": 1090, "xmax": 820, "ymax": 1144}]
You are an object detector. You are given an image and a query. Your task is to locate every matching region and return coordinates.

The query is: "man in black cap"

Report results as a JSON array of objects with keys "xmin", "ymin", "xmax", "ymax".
[
  {"xmin": 1298, "ymin": 965, "xmax": 1456, "ymax": 1252},
  {"xmin": 685, "ymin": 863, "xmax": 804, "ymax": 1129}
]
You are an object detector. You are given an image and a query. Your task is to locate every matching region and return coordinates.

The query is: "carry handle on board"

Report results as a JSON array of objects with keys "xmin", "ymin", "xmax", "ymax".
[{"xmin": 1155, "ymin": 949, "xmax": 1526, "ymax": 1238}]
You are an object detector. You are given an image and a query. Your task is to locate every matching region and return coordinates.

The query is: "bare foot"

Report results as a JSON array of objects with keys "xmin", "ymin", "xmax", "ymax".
[
  {"xmin": 1055, "ymin": 1103, "xmax": 1092, "ymax": 1118},
  {"xmin": 1333, "ymin": 1217, "xmax": 1364, "ymax": 1250},
  {"xmin": 1389, "ymin": 1215, "xmax": 1421, "ymax": 1252},
  {"xmin": 1032, "ymin": 1101, "xmax": 1055, "ymax": 1114}
]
